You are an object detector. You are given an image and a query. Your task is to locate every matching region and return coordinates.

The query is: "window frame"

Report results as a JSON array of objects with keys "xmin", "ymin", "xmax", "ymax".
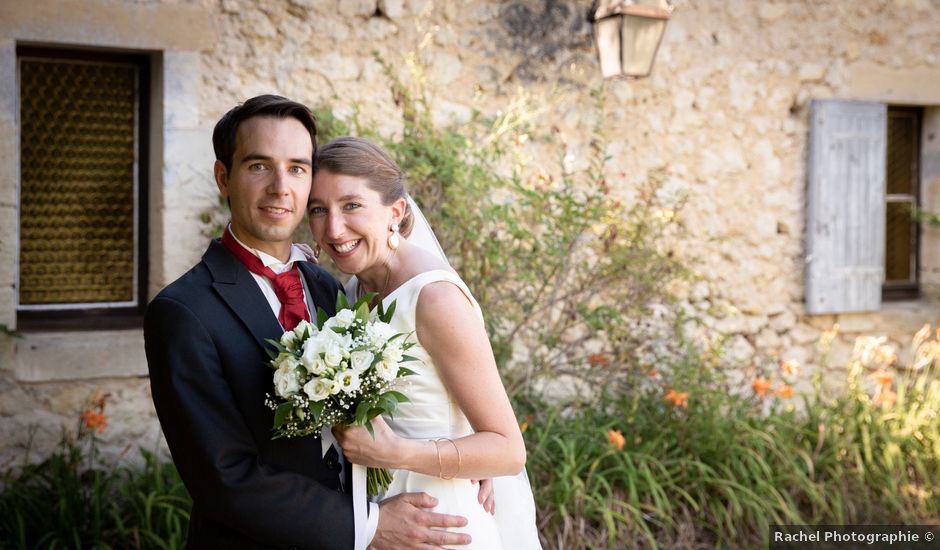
[
  {"xmin": 882, "ymin": 105, "xmax": 922, "ymax": 302},
  {"xmin": 15, "ymin": 46, "xmax": 150, "ymax": 331}
]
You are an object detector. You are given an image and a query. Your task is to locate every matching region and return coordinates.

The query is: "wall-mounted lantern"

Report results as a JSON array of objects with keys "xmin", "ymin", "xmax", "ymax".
[{"xmin": 591, "ymin": 0, "xmax": 674, "ymax": 78}]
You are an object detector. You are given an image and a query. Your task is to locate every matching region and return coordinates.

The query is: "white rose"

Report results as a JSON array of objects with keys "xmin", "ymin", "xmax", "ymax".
[
  {"xmin": 273, "ymin": 361, "xmax": 302, "ymax": 397},
  {"xmin": 383, "ymin": 344, "xmax": 404, "ymax": 364},
  {"xmin": 279, "ymin": 331, "xmax": 299, "ymax": 352},
  {"xmin": 293, "ymin": 319, "xmax": 316, "ymax": 340},
  {"xmin": 365, "ymin": 321, "xmax": 396, "ymax": 347},
  {"xmin": 333, "ymin": 309, "xmax": 357, "ymax": 329},
  {"xmin": 349, "ymin": 350, "xmax": 374, "ymax": 372},
  {"xmin": 303, "ymin": 377, "xmax": 333, "ymax": 401},
  {"xmin": 323, "ymin": 339, "xmax": 345, "ymax": 368},
  {"xmin": 336, "ymin": 368, "xmax": 361, "ymax": 394},
  {"xmin": 375, "ymin": 360, "xmax": 399, "ymax": 381}
]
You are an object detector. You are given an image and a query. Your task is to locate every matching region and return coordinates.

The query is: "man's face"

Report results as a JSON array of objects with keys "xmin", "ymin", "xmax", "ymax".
[{"xmin": 214, "ymin": 116, "xmax": 313, "ymax": 259}]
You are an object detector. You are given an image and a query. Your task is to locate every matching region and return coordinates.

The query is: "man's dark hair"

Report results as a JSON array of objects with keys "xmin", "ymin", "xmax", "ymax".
[{"xmin": 212, "ymin": 94, "xmax": 318, "ymax": 172}]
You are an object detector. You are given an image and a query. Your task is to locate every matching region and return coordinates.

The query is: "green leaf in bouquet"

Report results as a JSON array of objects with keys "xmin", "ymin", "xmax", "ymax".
[
  {"xmin": 387, "ymin": 333, "xmax": 406, "ymax": 343},
  {"xmin": 400, "ymin": 355, "xmax": 420, "ymax": 363},
  {"xmin": 384, "ymin": 390, "xmax": 410, "ymax": 403},
  {"xmin": 316, "ymin": 307, "xmax": 329, "ymax": 330},
  {"xmin": 380, "ymin": 394, "xmax": 400, "ymax": 416},
  {"xmin": 264, "ymin": 346, "xmax": 280, "ymax": 362},
  {"xmin": 397, "ymin": 366, "xmax": 417, "ymax": 377},
  {"xmin": 355, "ymin": 400, "xmax": 373, "ymax": 426},
  {"xmin": 365, "ymin": 421, "xmax": 375, "ymax": 438},
  {"xmin": 336, "ymin": 291, "xmax": 350, "ymax": 311},
  {"xmin": 273, "ymin": 402, "xmax": 293, "ymax": 429},
  {"xmin": 380, "ymin": 299, "xmax": 397, "ymax": 323},
  {"xmin": 356, "ymin": 300, "xmax": 370, "ymax": 325},
  {"xmin": 353, "ymin": 292, "xmax": 377, "ymax": 311},
  {"xmin": 309, "ymin": 400, "xmax": 325, "ymax": 424}
]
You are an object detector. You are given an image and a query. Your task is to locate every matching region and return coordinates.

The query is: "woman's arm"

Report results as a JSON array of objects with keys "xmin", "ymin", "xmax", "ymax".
[{"xmin": 335, "ymin": 281, "xmax": 526, "ymax": 479}]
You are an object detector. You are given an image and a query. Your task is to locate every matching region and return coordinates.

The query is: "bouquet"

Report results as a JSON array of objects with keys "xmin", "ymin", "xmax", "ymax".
[{"xmin": 264, "ymin": 292, "xmax": 417, "ymax": 495}]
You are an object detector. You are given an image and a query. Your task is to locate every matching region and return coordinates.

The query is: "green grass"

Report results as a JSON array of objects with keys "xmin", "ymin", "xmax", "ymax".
[{"xmin": 521, "ymin": 349, "xmax": 939, "ymax": 549}]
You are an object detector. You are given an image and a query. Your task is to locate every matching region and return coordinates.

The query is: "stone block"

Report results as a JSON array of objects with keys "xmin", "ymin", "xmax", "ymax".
[
  {"xmin": 163, "ymin": 51, "xmax": 202, "ymax": 130},
  {"xmin": 426, "ymin": 51, "xmax": 462, "ymax": 85},
  {"xmin": 769, "ymin": 309, "xmax": 797, "ymax": 332},
  {"xmin": 755, "ymin": 328, "xmax": 781, "ymax": 350},
  {"xmin": 789, "ymin": 323, "xmax": 820, "ymax": 345},
  {"xmin": 339, "ymin": 0, "xmax": 377, "ymax": 18},
  {"xmin": 834, "ymin": 313, "xmax": 878, "ymax": 334},
  {"xmin": 13, "ymin": 330, "xmax": 147, "ymax": 381},
  {"xmin": 378, "ymin": 0, "xmax": 405, "ymax": 19},
  {"xmin": 726, "ymin": 335, "xmax": 755, "ymax": 364},
  {"xmin": 0, "ymin": 0, "xmax": 218, "ymax": 51},
  {"xmin": 311, "ymin": 53, "xmax": 361, "ymax": 82}
]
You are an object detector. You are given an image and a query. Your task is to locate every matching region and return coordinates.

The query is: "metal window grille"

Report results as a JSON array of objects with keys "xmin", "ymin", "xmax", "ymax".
[
  {"xmin": 17, "ymin": 56, "xmax": 139, "ymax": 308},
  {"xmin": 883, "ymin": 107, "xmax": 921, "ymax": 298}
]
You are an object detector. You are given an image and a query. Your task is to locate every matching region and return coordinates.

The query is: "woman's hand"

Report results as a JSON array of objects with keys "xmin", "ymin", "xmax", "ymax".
[
  {"xmin": 472, "ymin": 479, "xmax": 495, "ymax": 514},
  {"xmin": 296, "ymin": 243, "xmax": 319, "ymax": 264},
  {"xmin": 333, "ymin": 416, "xmax": 410, "ymax": 469}
]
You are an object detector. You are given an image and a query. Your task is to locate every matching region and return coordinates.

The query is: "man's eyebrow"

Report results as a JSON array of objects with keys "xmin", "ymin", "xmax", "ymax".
[{"xmin": 240, "ymin": 153, "xmax": 312, "ymax": 166}]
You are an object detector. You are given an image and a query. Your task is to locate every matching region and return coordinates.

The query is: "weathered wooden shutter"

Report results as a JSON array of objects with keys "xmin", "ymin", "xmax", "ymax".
[{"xmin": 806, "ymin": 100, "xmax": 886, "ymax": 314}]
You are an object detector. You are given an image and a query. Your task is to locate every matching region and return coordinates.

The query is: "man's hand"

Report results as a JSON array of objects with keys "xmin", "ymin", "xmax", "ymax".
[{"xmin": 372, "ymin": 492, "xmax": 470, "ymax": 550}]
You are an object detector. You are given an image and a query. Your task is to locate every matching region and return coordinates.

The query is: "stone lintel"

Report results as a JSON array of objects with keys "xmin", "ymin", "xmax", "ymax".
[{"xmin": 0, "ymin": 0, "xmax": 218, "ymax": 52}]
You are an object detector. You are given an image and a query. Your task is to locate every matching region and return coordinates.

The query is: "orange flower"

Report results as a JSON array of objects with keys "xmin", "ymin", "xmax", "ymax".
[
  {"xmin": 752, "ymin": 377, "xmax": 772, "ymax": 397},
  {"xmin": 647, "ymin": 368, "xmax": 660, "ymax": 379},
  {"xmin": 664, "ymin": 389, "xmax": 689, "ymax": 409},
  {"xmin": 779, "ymin": 359, "xmax": 800, "ymax": 377},
  {"xmin": 869, "ymin": 369, "xmax": 894, "ymax": 387},
  {"xmin": 519, "ymin": 414, "xmax": 534, "ymax": 433},
  {"xmin": 82, "ymin": 409, "xmax": 108, "ymax": 434},
  {"xmin": 607, "ymin": 429, "xmax": 625, "ymax": 451},
  {"xmin": 587, "ymin": 353, "xmax": 608, "ymax": 367},
  {"xmin": 776, "ymin": 384, "xmax": 794, "ymax": 399},
  {"xmin": 874, "ymin": 388, "xmax": 897, "ymax": 408}
]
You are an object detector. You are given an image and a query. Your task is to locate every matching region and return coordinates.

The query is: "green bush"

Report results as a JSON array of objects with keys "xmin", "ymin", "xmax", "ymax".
[
  {"xmin": 0, "ymin": 433, "xmax": 191, "ymax": 549},
  {"xmin": 523, "ymin": 332, "xmax": 940, "ymax": 548}
]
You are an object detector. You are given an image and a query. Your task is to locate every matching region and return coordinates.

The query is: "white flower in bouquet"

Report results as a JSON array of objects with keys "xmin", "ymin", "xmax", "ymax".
[
  {"xmin": 350, "ymin": 350, "xmax": 374, "ymax": 372},
  {"xmin": 364, "ymin": 321, "xmax": 396, "ymax": 348},
  {"xmin": 375, "ymin": 360, "xmax": 399, "ymax": 381},
  {"xmin": 304, "ymin": 377, "xmax": 334, "ymax": 401},
  {"xmin": 337, "ymin": 368, "xmax": 362, "ymax": 394},
  {"xmin": 273, "ymin": 356, "xmax": 303, "ymax": 397},
  {"xmin": 383, "ymin": 344, "xmax": 404, "ymax": 364},
  {"xmin": 264, "ymin": 291, "xmax": 418, "ymax": 496},
  {"xmin": 325, "ymin": 308, "xmax": 357, "ymax": 330}
]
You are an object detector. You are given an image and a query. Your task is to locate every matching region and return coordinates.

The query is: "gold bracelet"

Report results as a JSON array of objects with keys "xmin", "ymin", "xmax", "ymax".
[
  {"xmin": 436, "ymin": 438, "xmax": 460, "ymax": 480},
  {"xmin": 432, "ymin": 439, "xmax": 444, "ymax": 479}
]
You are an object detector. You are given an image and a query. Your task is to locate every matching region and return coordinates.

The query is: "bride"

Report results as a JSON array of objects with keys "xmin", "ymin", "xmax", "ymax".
[{"xmin": 307, "ymin": 136, "xmax": 541, "ymax": 549}]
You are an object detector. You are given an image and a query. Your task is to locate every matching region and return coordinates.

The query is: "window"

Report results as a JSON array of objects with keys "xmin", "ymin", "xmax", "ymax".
[
  {"xmin": 805, "ymin": 100, "xmax": 925, "ymax": 314},
  {"xmin": 16, "ymin": 47, "xmax": 149, "ymax": 330},
  {"xmin": 883, "ymin": 107, "xmax": 921, "ymax": 300}
]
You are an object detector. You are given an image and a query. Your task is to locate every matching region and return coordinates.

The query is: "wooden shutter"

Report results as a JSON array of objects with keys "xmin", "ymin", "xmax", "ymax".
[{"xmin": 806, "ymin": 100, "xmax": 887, "ymax": 314}]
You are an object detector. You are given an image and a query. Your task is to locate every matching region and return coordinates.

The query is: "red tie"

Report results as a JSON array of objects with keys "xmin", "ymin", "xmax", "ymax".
[{"xmin": 220, "ymin": 228, "xmax": 311, "ymax": 331}]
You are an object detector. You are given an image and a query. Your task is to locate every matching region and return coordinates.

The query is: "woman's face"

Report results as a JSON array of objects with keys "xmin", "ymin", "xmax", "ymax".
[{"xmin": 308, "ymin": 169, "xmax": 401, "ymax": 276}]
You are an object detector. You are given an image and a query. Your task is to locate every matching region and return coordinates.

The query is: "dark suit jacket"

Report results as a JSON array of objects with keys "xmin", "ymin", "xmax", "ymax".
[{"xmin": 145, "ymin": 239, "xmax": 354, "ymax": 550}]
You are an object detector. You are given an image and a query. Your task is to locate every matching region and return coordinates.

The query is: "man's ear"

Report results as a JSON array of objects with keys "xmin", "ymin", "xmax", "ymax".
[{"xmin": 214, "ymin": 160, "xmax": 229, "ymax": 197}]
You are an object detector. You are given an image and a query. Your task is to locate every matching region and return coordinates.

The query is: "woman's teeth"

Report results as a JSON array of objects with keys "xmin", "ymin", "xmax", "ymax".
[{"xmin": 333, "ymin": 240, "xmax": 359, "ymax": 253}]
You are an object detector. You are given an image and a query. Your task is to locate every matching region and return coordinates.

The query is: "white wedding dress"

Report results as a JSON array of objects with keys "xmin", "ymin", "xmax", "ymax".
[{"xmin": 348, "ymin": 270, "xmax": 541, "ymax": 549}]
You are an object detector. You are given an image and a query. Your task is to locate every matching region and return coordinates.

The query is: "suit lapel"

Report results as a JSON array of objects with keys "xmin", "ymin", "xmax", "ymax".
[
  {"xmin": 297, "ymin": 261, "xmax": 338, "ymax": 317},
  {"xmin": 204, "ymin": 240, "xmax": 284, "ymax": 350}
]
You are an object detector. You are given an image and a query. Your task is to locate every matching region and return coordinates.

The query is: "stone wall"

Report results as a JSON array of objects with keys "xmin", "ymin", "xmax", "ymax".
[{"xmin": 1, "ymin": 0, "xmax": 939, "ymax": 465}]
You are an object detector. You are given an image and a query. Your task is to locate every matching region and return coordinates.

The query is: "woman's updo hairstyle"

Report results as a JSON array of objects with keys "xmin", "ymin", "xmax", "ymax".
[{"xmin": 313, "ymin": 136, "xmax": 414, "ymax": 237}]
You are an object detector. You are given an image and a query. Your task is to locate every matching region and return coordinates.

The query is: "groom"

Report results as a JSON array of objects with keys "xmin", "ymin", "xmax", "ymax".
[{"xmin": 145, "ymin": 95, "xmax": 470, "ymax": 549}]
